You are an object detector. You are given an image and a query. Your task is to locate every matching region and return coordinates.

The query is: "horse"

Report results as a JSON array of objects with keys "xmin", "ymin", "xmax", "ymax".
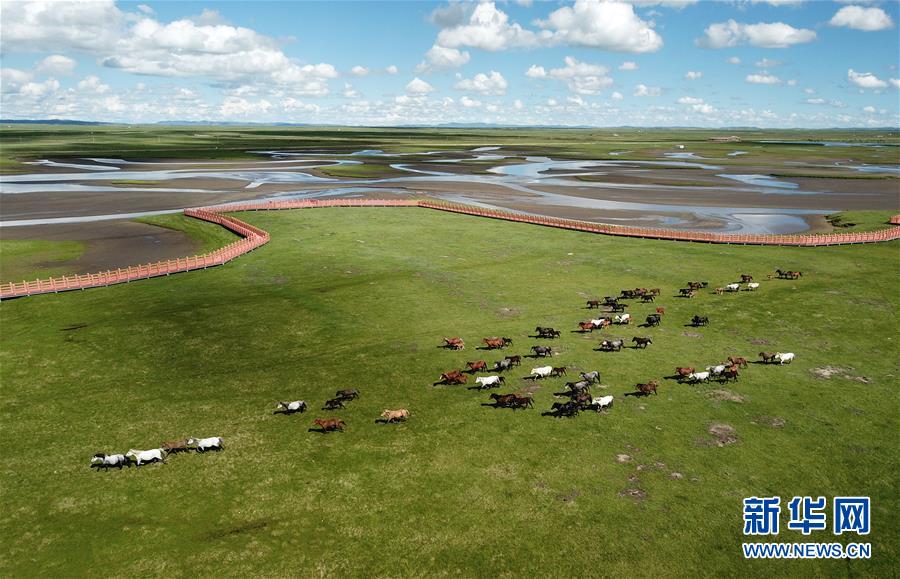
[
  {"xmin": 715, "ymin": 287, "xmax": 725, "ymax": 295},
  {"xmin": 649, "ymin": 288, "xmax": 661, "ymax": 296},
  {"xmin": 691, "ymin": 315, "xmax": 709, "ymax": 326},
  {"xmin": 549, "ymin": 401, "xmax": 579, "ymax": 418},
  {"xmin": 578, "ymin": 321, "xmax": 596, "ymax": 332},
  {"xmin": 740, "ymin": 274, "xmax": 753, "ymax": 283},
  {"xmin": 550, "ymin": 367, "xmax": 567, "ymax": 377},
  {"xmin": 482, "ymin": 337, "xmax": 505, "ymax": 349},
  {"xmin": 466, "ymin": 360, "xmax": 488, "ymax": 373},
  {"xmin": 511, "ymin": 395, "xmax": 534, "ymax": 409},
  {"xmin": 489, "ymin": 393, "xmax": 517, "ymax": 408},
  {"xmin": 313, "ymin": 418, "xmax": 345, "ymax": 432},
  {"xmin": 586, "ymin": 300, "xmax": 601, "ymax": 309},
  {"xmin": 632, "ymin": 337, "xmax": 652, "ymax": 349},
  {"xmin": 565, "ymin": 380, "xmax": 591, "ymax": 393},
  {"xmin": 531, "ymin": 345, "xmax": 552, "ymax": 357},
  {"xmin": 324, "ymin": 398, "xmax": 345, "ymax": 410},
  {"xmin": 275, "ymin": 401, "xmax": 307, "ymax": 415},
  {"xmin": 641, "ymin": 294, "xmax": 655, "ymax": 303},
  {"xmin": 687, "ymin": 281, "xmax": 708, "ymax": 290},
  {"xmin": 635, "ymin": 381, "xmax": 658, "ymax": 396},
  {"xmin": 675, "ymin": 366, "xmax": 694, "ymax": 377},
  {"xmin": 505, "ymin": 355, "xmax": 522, "ymax": 367},
  {"xmin": 720, "ymin": 366, "xmax": 739, "ymax": 383},
  {"xmin": 776, "ymin": 269, "xmax": 802, "ymax": 280},
  {"xmin": 492, "ymin": 359, "xmax": 513, "ymax": 372},
  {"xmin": 599, "ymin": 339, "xmax": 624, "ymax": 352},
  {"xmin": 758, "ymin": 351, "xmax": 777, "ymax": 364},
  {"xmin": 645, "ymin": 314, "xmax": 661, "ymax": 327},
  {"xmin": 336, "ymin": 389, "xmax": 360, "ymax": 400},
  {"xmin": 727, "ymin": 356, "xmax": 749, "ymax": 368},
  {"xmin": 655, "ymin": 307, "xmax": 666, "ymax": 315},
  {"xmin": 609, "ymin": 303, "xmax": 627, "ymax": 313},
  {"xmin": 580, "ymin": 370, "xmax": 600, "ymax": 384},
  {"xmin": 442, "ymin": 337, "xmax": 465, "ymax": 350},
  {"xmin": 436, "ymin": 371, "xmax": 467, "ymax": 385},
  {"xmin": 536, "ymin": 327, "xmax": 561, "ymax": 339},
  {"xmin": 380, "ymin": 409, "xmax": 409, "ymax": 423}
]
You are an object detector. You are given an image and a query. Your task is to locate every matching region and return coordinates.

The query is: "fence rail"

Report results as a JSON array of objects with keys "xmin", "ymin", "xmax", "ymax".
[{"xmin": 2, "ymin": 197, "xmax": 898, "ymax": 300}]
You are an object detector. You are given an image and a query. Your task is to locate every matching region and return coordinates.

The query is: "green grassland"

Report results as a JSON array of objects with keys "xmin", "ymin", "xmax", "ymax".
[
  {"xmin": 1, "ymin": 207, "xmax": 897, "ymax": 576},
  {"xmin": 1, "ymin": 125, "xmax": 897, "ymax": 173},
  {"xmin": 0, "ymin": 239, "xmax": 84, "ymax": 282},
  {"xmin": 135, "ymin": 214, "xmax": 240, "ymax": 254}
]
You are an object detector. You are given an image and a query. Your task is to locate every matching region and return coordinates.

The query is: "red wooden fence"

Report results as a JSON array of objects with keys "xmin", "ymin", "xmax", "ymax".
[{"xmin": 2, "ymin": 197, "xmax": 898, "ymax": 300}]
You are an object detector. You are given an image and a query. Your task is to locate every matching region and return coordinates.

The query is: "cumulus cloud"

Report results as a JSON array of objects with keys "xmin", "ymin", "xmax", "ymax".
[
  {"xmin": 803, "ymin": 98, "xmax": 826, "ymax": 105},
  {"xmin": 830, "ymin": 6, "xmax": 893, "ymax": 31},
  {"xmin": 538, "ymin": 0, "xmax": 663, "ymax": 53},
  {"xmin": 77, "ymin": 75, "xmax": 110, "ymax": 93},
  {"xmin": 386, "ymin": 65, "xmax": 399, "ymax": 75},
  {"xmin": 677, "ymin": 96, "xmax": 703, "ymax": 104},
  {"xmin": 684, "ymin": 71, "xmax": 702, "ymax": 80},
  {"xmin": 406, "ymin": 77, "xmax": 435, "ymax": 95},
  {"xmin": 634, "ymin": 83, "xmax": 661, "ymax": 96},
  {"xmin": 862, "ymin": 105, "xmax": 876, "ymax": 113},
  {"xmin": 891, "ymin": 78, "xmax": 900, "ymax": 89},
  {"xmin": 36, "ymin": 55, "xmax": 77, "ymax": 76},
  {"xmin": 746, "ymin": 72, "xmax": 781, "ymax": 84},
  {"xmin": 619, "ymin": 61, "xmax": 638, "ymax": 71},
  {"xmin": 755, "ymin": 58, "xmax": 781, "ymax": 68},
  {"xmin": 513, "ymin": 99, "xmax": 524, "ymax": 110},
  {"xmin": 454, "ymin": 71, "xmax": 508, "ymax": 95},
  {"xmin": 544, "ymin": 57, "xmax": 613, "ymax": 95},
  {"xmin": 611, "ymin": 91, "xmax": 624, "ymax": 100},
  {"xmin": 727, "ymin": 56, "xmax": 742, "ymax": 65},
  {"xmin": 417, "ymin": 44, "xmax": 471, "ymax": 72},
  {"xmin": 351, "ymin": 66, "xmax": 369, "ymax": 76},
  {"xmin": 2, "ymin": 1, "xmax": 340, "ymax": 97},
  {"xmin": 698, "ymin": 20, "xmax": 816, "ymax": 49},
  {"xmin": 847, "ymin": 69, "xmax": 887, "ymax": 89},
  {"xmin": 436, "ymin": 1, "xmax": 537, "ymax": 51},
  {"xmin": 526, "ymin": 65, "xmax": 547, "ymax": 78},
  {"xmin": 460, "ymin": 95, "xmax": 482, "ymax": 108},
  {"xmin": 342, "ymin": 83, "xmax": 359, "ymax": 98}
]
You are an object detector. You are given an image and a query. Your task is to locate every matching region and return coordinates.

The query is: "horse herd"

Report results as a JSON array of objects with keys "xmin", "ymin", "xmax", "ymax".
[
  {"xmin": 436, "ymin": 271, "xmax": 800, "ymax": 418},
  {"xmin": 91, "ymin": 269, "xmax": 802, "ymax": 468}
]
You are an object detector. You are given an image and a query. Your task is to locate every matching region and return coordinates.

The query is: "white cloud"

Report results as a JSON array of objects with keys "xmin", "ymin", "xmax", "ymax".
[
  {"xmin": 567, "ymin": 95, "xmax": 586, "ymax": 107},
  {"xmin": 18, "ymin": 78, "xmax": 60, "ymax": 98},
  {"xmin": 755, "ymin": 58, "xmax": 781, "ymax": 68},
  {"xmin": 342, "ymin": 83, "xmax": 359, "ymax": 98},
  {"xmin": 406, "ymin": 77, "xmax": 435, "ymax": 95},
  {"xmin": 803, "ymin": 98, "xmax": 826, "ymax": 105},
  {"xmin": 513, "ymin": 99, "xmax": 524, "ymax": 110},
  {"xmin": 626, "ymin": 0, "xmax": 698, "ymax": 6},
  {"xmin": 611, "ymin": 91, "xmax": 624, "ymax": 100},
  {"xmin": 77, "ymin": 75, "xmax": 110, "ymax": 93},
  {"xmin": 0, "ymin": 68, "xmax": 33, "ymax": 93},
  {"xmin": 454, "ymin": 71, "xmax": 508, "ymax": 95},
  {"xmin": 220, "ymin": 96, "xmax": 272, "ymax": 117},
  {"xmin": 750, "ymin": 0, "xmax": 805, "ymax": 5},
  {"xmin": 803, "ymin": 88, "xmax": 815, "ymax": 94},
  {"xmin": 545, "ymin": 56, "xmax": 613, "ymax": 95},
  {"xmin": 862, "ymin": 105, "xmax": 876, "ymax": 113},
  {"xmin": 547, "ymin": 98, "xmax": 558, "ymax": 106},
  {"xmin": 848, "ymin": 69, "xmax": 887, "ymax": 89},
  {"xmin": 282, "ymin": 97, "xmax": 320, "ymax": 113},
  {"xmin": 351, "ymin": 66, "xmax": 369, "ymax": 76},
  {"xmin": 677, "ymin": 96, "xmax": 703, "ymax": 104},
  {"xmin": 460, "ymin": 95, "xmax": 482, "ymax": 108},
  {"xmin": 526, "ymin": 65, "xmax": 547, "ymax": 78},
  {"xmin": 684, "ymin": 71, "xmax": 702, "ymax": 80},
  {"xmin": 891, "ymin": 78, "xmax": 900, "ymax": 89},
  {"xmin": 619, "ymin": 61, "xmax": 638, "ymax": 71},
  {"xmin": 746, "ymin": 72, "xmax": 781, "ymax": 84},
  {"xmin": 698, "ymin": 20, "xmax": 816, "ymax": 49},
  {"xmin": 830, "ymin": 6, "xmax": 893, "ymax": 32},
  {"xmin": 538, "ymin": 0, "xmax": 663, "ymax": 53},
  {"xmin": 36, "ymin": 55, "xmax": 77, "ymax": 76},
  {"xmin": 436, "ymin": 1, "xmax": 537, "ymax": 51},
  {"xmin": 727, "ymin": 56, "xmax": 742, "ymax": 65},
  {"xmin": 634, "ymin": 83, "xmax": 661, "ymax": 96},
  {"xmin": 1, "ymin": 0, "xmax": 125, "ymax": 52},
  {"xmin": 137, "ymin": 4, "xmax": 153, "ymax": 15},
  {"xmin": 417, "ymin": 44, "xmax": 471, "ymax": 72},
  {"xmin": 786, "ymin": 79, "xmax": 797, "ymax": 86}
]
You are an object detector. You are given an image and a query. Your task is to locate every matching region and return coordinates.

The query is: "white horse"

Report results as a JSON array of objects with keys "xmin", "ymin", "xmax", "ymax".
[
  {"xmin": 475, "ymin": 375, "xmax": 503, "ymax": 388},
  {"xmin": 591, "ymin": 395, "xmax": 614, "ymax": 411},
  {"xmin": 91, "ymin": 453, "xmax": 129, "ymax": 470},
  {"xmin": 775, "ymin": 352, "xmax": 795, "ymax": 364},
  {"xmin": 276, "ymin": 400, "xmax": 307, "ymax": 414},
  {"xmin": 530, "ymin": 366, "xmax": 552, "ymax": 379},
  {"xmin": 746, "ymin": 282, "xmax": 760, "ymax": 291},
  {"xmin": 687, "ymin": 371, "xmax": 710, "ymax": 383},
  {"xmin": 613, "ymin": 313, "xmax": 631, "ymax": 324},
  {"xmin": 125, "ymin": 448, "xmax": 165, "ymax": 466},
  {"xmin": 726, "ymin": 283, "xmax": 740, "ymax": 292},
  {"xmin": 706, "ymin": 364, "xmax": 727, "ymax": 375},
  {"xmin": 188, "ymin": 437, "xmax": 223, "ymax": 452}
]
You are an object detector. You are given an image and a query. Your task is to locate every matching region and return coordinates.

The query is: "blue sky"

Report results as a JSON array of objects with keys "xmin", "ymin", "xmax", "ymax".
[{"xmin": 1, "ymin": 0, "xmax": 898, "ymax": 127}]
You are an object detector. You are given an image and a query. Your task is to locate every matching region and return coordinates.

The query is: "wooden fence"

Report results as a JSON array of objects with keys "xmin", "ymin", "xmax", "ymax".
[{"xmin": 2, "ymin": 197, "xmax": 898, "ymax": 300}]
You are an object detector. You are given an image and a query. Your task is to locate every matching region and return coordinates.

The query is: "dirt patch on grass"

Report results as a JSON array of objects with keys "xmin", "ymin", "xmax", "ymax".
[
  {"xmin": 749, "ymin": 338, "xmax": 771, "ymax": 345},
  {"xmin": 681, "ymin": 331, "xmax": 702, "ymax": 339},
  {"xmin": 616, "ymin": 453, "xmax": 632, "ymax": 463},
  {"xmin": 555, "ymin": 489, "xmax": 581, "ymax": 503},
  {"xmin": 618, "ymin": 488, "xmax": 648, "ymax": 501},
  {"xmin": 706, "ymin": 389, "xmax": 745, "ymax": 403},
  {"xmin": 203, "ymin": 519, "xmax": 269, "ymax": 540},
  {"xmin": 698, "ymin": 423, "xmax": 739, "ymax": 447},
  {"xmin": 810, "ymin": 366, "xmax": 871, "ymax": 383},
  {"xmin": 754, "ymin": 416, "xmax": 786, "ymax": 429}
]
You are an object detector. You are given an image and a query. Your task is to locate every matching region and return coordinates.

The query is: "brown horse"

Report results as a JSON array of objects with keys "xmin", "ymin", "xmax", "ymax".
[
  {"xmin": 482, "ymin": 337, "xmax": 511, "ymax": 349},
  {"xmin": 675, "ymin": 366, "xmax": 694, "ymax": 377},
  {"xmin": 313, "ymin": 418, "xmax": 345, "ymax": 432},
  {"xmin": 442, "ymin": 337, "xmax": 465, "ymax": 350},
  {"xmin": 649, "ymin": 288, "xmax": 661, "ymax": 296},
  {"xmin": 578, "ymin": 321, "xmax": 596, "ymax": 332},
  {"xmin": 324, "ymin": 398, "xmax": 345, "ymax": 410},
  {"xmin": 437, "ymin": 371, "xmax": 467, "ymax": 385},
  {"xmin": 655, "ymin": 307, "xmax": 666, "ymax": 315},
  {"xmin": 489, "ymin": 393, "xmax": 517, "ymax": 407},
  {"xmin": 586, "ymin": 300, "xmax": 601, "ymax": 309},
  {"xmin": 759, "ymin": 352, "xmax": 777, "ymax": 364},
  {"xmin": 635, "ymin": 382, "xmax": 658, "ymax": 396},
  {"xmin": 511, "ymin": 395, "xmax": 534, "ymax": 409},
  {"xmin": 740, "ymin": 274, "xmax": 753, "ymax": 283},
  {"xmin": 720, "ymin": 366, "xmax": 740, "ymax": 382},
  {"xmin": 641, "ymin": 294, "xmax": 655, "ymax": 303},
  {"xmin": 632, "ymin": 337, "xmax": 652, "ymax": 348},
  {"xmin": 466, "ymin": 360, "xmax": 487, "ymax": 373},
  {"xmin": 728, "ymin": 356, "xmax": 749, "ymax": 368},
  {"xmin": 550, "ymin": 366, "xmax": 567, "ymax": 377}
]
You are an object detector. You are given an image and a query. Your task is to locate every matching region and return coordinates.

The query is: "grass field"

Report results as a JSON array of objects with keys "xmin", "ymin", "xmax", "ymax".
[
  {"xmin": 0, "ymin": 239, "xmax": 84, "ymax": 282},
  {"xmin": 1, "ymin": 207, "xmax": 898, "ymax": 576}
]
